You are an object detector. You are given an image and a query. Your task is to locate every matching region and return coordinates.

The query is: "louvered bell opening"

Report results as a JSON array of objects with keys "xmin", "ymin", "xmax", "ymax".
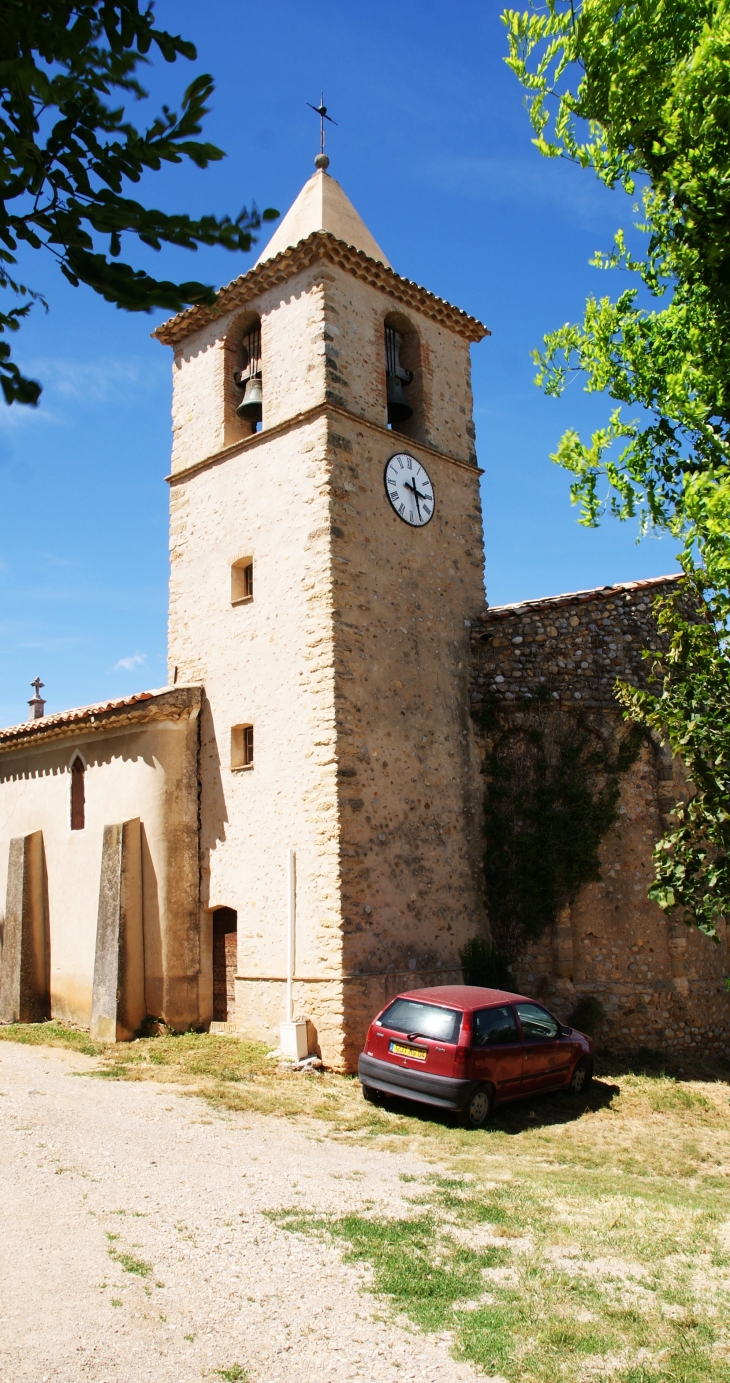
[
  {"xmin": 234, "ymin": 326, "xmax": 263, "ymax": 423},
  {"xmin": 385, "ymin": 325, "xmax": 413, "ymax": 425}
]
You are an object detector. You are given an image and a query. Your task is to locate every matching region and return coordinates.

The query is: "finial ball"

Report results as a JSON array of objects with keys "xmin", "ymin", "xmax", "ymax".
[{"xmin": 314, "ymin": 152, "xmax": 330, "ymax": 171}]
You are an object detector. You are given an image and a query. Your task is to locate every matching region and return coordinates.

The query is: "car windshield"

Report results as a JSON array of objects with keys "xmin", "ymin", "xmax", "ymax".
[{"xmin": 377, "ymin": 998, "xmax": 462, "ymax": 1044}]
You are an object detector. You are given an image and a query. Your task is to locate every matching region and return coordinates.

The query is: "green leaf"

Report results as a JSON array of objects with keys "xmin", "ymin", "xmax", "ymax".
[{"xmin": 0, "ymin": 0, "xmax": 279, "ymax": 403}]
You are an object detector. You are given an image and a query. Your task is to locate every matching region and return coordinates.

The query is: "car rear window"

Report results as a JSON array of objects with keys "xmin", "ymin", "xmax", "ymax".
[{"xmin": 377, "ymin": 998, "xmax": 462, "ymax": 1044}]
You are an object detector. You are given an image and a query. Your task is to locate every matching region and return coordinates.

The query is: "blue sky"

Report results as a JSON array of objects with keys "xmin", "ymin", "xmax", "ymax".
[{"xmin": 0, "ymin": 0, "xmax": 679, "ymax": 726}]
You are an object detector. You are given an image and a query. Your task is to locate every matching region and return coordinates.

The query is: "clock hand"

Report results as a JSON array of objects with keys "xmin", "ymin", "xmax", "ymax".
[{"xmin": 404, "ymin": 476, "xmax": 425, "ymax": 518}]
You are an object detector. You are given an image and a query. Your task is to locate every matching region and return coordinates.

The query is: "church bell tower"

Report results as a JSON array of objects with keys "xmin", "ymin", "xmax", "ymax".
[{"xmin": 155, "ymin": 162, "xmax": 490, "ymax": 1069}]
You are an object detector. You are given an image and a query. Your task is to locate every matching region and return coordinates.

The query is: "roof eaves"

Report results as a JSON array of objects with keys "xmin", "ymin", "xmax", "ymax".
[
  {"xmin": 0, "ymin": 685, "xmax": 202, "ymax": 751},
  {"xmin": 153, "ymin": 231, "xmax": 489, "ymax": 347}
]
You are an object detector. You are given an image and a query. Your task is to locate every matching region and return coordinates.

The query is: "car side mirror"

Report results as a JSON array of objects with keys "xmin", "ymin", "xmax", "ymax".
[{"xmin": 559, "ymin": 1024, "xmax": 573, "ymax": 1037}]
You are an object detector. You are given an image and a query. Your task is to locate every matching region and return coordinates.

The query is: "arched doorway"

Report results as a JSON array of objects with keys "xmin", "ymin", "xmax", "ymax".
[{"xmin": 212, "ymin": 907, "xmax": 237, "ymax": 1023}]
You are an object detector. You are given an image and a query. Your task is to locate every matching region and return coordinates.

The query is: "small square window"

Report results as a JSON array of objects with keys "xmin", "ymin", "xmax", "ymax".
[
  {"xmin": 231, "ymin": 724, "xmax": 254, "ymax": 770},
  {"xmin": 231, "ymin": 558, "xmax": 253, "ymax": 604}
]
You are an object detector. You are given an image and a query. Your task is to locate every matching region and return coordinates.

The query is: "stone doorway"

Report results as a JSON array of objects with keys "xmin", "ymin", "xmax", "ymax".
[{"xmin": 212, "ymin": 907, "xmax": 237, "ymax": 1023}]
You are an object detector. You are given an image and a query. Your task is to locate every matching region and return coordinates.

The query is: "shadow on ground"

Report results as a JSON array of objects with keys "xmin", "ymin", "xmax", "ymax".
[
  {"xmin": 369, "ymin": 1047, "xmax": 730, "ymax": 1134},
  {"xmin": 596, "ymin": 1045, "xmax": 730, "ymax": 1085},
  {"xmin": 372, "ymin": 1076, "xmax": 620, "ymax": 1135}
]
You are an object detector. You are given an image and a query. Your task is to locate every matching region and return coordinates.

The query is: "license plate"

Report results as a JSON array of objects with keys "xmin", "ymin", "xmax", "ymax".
[{"xmin": 389, "ymin": 1040, "xmax": 427, "ymax": 1062}]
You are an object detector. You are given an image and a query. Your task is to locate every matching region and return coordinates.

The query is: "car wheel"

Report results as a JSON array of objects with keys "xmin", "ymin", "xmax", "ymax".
[
  {"xmin": 362, "ymin": 1084, "xmax": 381, "ymax": 1105},
  {"xmin": 461, "ymin": 1084, "xmax": 493, "ymax": 1129},
  {"xmin": 568, "ymin": 1058, "xmax": 593, "ymax": 1096}
]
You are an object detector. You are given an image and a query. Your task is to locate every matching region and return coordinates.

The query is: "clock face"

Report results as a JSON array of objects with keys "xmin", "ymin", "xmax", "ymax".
[{"xmin": 384, "ymin": 453, "xmax": 435, "ymax": 527}]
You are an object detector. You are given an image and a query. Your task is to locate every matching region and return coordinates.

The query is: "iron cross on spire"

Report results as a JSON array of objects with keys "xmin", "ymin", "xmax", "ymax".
[
  {"xmin": 307, "ymin": 93, "xmax": 336, "ymax": 171},
  {"xmin": 28, "ymin": 676, "xmax": 46, "ymax": 721}
]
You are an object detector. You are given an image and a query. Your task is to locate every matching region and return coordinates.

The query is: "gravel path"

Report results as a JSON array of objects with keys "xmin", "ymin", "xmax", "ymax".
[{"xmin": 0, "ymin": 1042, "xmax": 481, "ymax": 1383}]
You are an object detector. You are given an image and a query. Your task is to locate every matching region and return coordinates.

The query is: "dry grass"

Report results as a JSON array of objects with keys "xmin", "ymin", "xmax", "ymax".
[{"xmin": 3, "ymin": 1022, "xmax": 730, "ymax": 1380}]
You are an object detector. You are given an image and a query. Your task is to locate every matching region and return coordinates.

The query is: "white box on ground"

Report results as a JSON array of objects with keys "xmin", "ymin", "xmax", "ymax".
[{"xmin": 279, "ymin": 1019, "xmax": 308, "ymax": 1060}]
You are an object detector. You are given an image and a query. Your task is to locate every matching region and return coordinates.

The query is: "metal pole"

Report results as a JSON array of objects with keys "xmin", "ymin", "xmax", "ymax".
[{"xmin": 286, "ymin": 849, "xmax": 296, "ymax": 1023}]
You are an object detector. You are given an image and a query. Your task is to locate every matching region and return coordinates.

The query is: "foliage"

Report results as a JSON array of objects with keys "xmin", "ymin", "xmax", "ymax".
[
  {"xmin": 502, "ymin": 0, "xmax": 730, "ymax": 538},
  {"xmin": 502, "ymin": 0, "xmax": 730, "ymax": 933},
  {"xmin": 616, "ymin": 567, "xmax": 730, "ymax": 936},
  {"xmin": 567, "ymin": 993, "xmax": 605, "ymax": 1037},
  {"xmin": 0, "ymin": 1, "xmax": 278, "ymax": 404},
  {"xmin": 459, "ymin": 936, "xmax": 516, "ymax": 990},
  {"xmin": 475, "ymin": 690, "xmax": 643, "ymax": 959}
]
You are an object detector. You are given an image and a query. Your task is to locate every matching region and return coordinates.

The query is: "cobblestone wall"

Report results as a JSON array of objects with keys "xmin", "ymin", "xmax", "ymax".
[
  {"xmin": 468, "ymin": 576, "xmax": 730, "ymax": 1058},
  {"xmin": 469, "ymin": 574, "xmax": 679, "ymax": 709}
]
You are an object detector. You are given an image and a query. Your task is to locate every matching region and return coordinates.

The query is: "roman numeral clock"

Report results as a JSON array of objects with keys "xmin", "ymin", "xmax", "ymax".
[{"xmin": 384, "ymin": 453, "xmax": 434, "ymax": 527}]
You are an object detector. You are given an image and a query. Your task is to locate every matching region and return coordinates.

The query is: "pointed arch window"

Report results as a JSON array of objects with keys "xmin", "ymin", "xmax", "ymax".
[{"xmin": 70, "ymin": 755, "xmax": 85, "ymax": 831}]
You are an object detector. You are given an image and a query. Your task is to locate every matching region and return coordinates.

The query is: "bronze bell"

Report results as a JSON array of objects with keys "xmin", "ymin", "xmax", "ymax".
[
  {"xmin": 387, "ymin": 372, "xmax": 413, "ymax": 425},
  {"xmin": 236, "ymin": 373, "xmax": 263, "ymax": 423}
]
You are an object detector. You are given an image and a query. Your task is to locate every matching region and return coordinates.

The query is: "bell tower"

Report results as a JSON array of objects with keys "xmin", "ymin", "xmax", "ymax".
[{"xmin": 155, "ymin": 163, "xmax": 490, "ymax": 1069}]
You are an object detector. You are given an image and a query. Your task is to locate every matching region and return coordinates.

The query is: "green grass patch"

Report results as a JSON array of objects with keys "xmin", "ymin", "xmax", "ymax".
[
  {"xmin": 273, "ymin": 1208, "xmax": 509, "ymax": 1335},
  {"xmin": 106, "ymin": 1236, "xmax": 152, "ymax": 1278},
  {"xmin": 100, "ymin": 1030, "xmax": 273, "ymax": 1082},
  {"xmin": 0, "ymin": 1021, "xmax": 104, "ymax": 1057},
  {"xmin": 271, "ymin": 1169, "xmax": 730, "ymax": 1383},
  {"xmin": 3, "ymin": 1022, "xmax": 730, "ymax": 1379}
]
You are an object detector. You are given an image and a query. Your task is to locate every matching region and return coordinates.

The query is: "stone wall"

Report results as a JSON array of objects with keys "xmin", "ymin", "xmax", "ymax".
[
  {"xmin": 468, "ymin": 576, "xmax": 730, "ymax": 1058},
  {"xmin": 470, "ymin": 574, "xmax": 679, "ymax": 709}
]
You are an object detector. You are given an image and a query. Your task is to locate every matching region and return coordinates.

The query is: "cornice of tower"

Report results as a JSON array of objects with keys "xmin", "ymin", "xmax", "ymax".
[
  {"xmin": 164, "ymin": 399, "xmax": 484, "ymax": 488},
  {"xmin": 153, "ymin": 229, "xmax": 490, "ymax": 348}
]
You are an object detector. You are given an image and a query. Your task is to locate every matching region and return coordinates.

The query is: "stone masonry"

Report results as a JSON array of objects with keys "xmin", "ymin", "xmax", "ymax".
[
  {"xmin": 469, "ymin": 575, "xmax": 730, "ymax": 1057},
  {"xmin": 157, "ymin": 171, "xmax": 489, "ymax": 1069},
  {"xmin": 3, "ymin": 164, "xmax": 728, "ymax": 1068}
]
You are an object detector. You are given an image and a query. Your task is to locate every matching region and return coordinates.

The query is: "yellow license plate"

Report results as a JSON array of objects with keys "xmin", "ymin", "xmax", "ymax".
[{"xmin": 390, "ymin": 1040, "xmax": 427, "ymax": 1061}]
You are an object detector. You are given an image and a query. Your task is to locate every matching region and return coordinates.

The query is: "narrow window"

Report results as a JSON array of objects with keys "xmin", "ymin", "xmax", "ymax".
[
  {"xmin": 233, "ymin": 322, "xmax": 262, "ymax": 433},
  {"xmin": 225, "ymin": 313, "xmax": 264, "ymax": 444},
  {"xmin": 231, "ymin": 724, "xmax": 254, "ymax": 769},
  {"xmin": 212, "ymin": 907, "xmax": 237, "ymax": 1023},
  {"xmin": 70, "ymin": 755, "xmax": 85, "ymax": 830},
  {"xmin": 231, "ymin": 558, "xmax": 254, "ymax": 604},
  {"xmin": 384, "ymin": 313, "xmax": 425, "ymax": 440},
  {"xmin": 385, "ymin": 325, "xmax": 413, "ymax": 426}
]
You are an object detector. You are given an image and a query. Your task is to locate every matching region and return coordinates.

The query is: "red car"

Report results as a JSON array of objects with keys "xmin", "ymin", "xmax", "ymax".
[{"xmin": 358, "ymin": 984, "xmax": 594, "ymax": 1129}]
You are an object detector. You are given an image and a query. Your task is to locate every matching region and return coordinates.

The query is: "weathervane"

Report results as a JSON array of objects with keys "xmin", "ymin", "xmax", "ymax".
[{"xmin": 307, "ymin": 93, "xmax": 336, "ymax": 171}]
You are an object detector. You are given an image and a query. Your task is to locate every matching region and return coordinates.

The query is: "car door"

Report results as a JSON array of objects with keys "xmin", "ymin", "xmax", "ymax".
[
  {"xmin": 470, "ymin": 1005, "xmax": 523, "ymax": 1100},
  {"xmin": 515, "ymin": 1002, "xmax": 571, "ymax": 1093}
]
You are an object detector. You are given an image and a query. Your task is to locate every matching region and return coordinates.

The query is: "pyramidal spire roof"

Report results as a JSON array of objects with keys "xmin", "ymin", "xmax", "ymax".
[{"xmin": 255, "ymin": 169, "xmax": 391, "ymax": 268}]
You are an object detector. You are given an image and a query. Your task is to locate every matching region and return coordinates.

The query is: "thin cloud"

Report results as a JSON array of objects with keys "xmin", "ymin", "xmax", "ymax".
[
  {"xmin": 0, "ymin": 354, "xmax": 162, "ymax": 431},
  {"xmin": 114, "ymin": 651, "xmax": 146, "ymax": 672},
  {"xmin": 414, "ymin": 151, "xmax": 619, "ymax": 224}
]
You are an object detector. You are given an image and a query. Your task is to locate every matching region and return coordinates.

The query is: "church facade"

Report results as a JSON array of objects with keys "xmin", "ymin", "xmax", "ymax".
[{"xmin": 0, "ymin": 169, "xmax": 727, "ymax": 1065}]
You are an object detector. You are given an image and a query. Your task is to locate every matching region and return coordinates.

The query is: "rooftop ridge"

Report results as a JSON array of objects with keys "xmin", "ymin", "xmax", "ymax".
[
  {"xmin": 477, "ymin": 573, "xmax": 682, "ymax": 624},
  {"xmin": 0, "ymin": 685, "xmax": 202, "ymax": 750},
  {"xmin": 153, "ymin": 229, "xmax": 489, "ymax": 348}
]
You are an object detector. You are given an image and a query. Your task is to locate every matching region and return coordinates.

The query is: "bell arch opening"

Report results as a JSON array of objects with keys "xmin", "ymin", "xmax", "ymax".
[
  {"xmin": 383, "ymin": 311, "xmax": 425, "ymax": 442},
  {"xmin": 224, "ymin": 311, "xmax": 263, "ymax": 444},
  {"xmin": 212, "ymin": 906, "xmax": 238, "ymax": 1023}
]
